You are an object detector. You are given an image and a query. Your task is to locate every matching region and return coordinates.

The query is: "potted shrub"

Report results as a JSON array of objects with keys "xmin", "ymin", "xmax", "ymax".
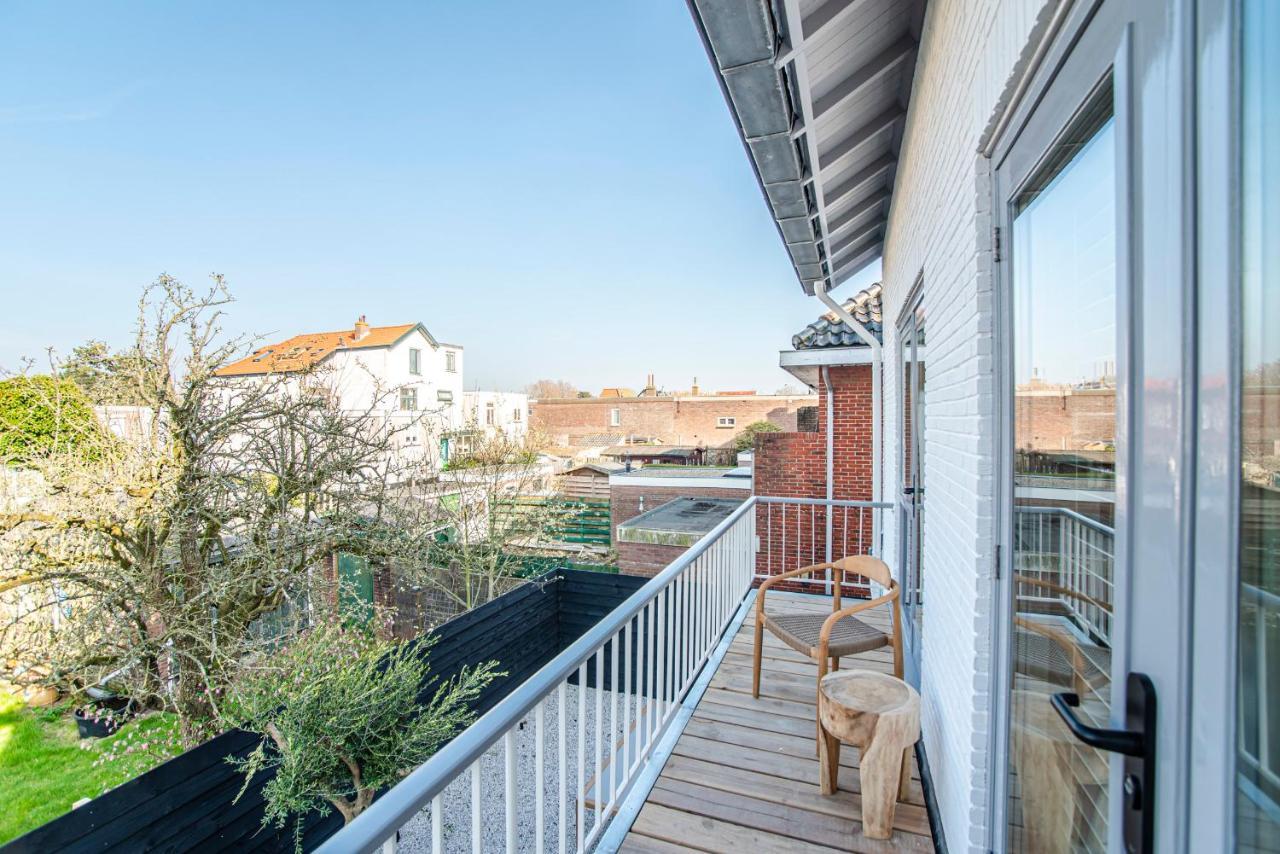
[
  {"xmin": 224, "ymin": 622, "xmax": 501, "ymax": 846},
  {"xmin": 74, "ymin": 696, "xmax": 133, "ymax": 739}
]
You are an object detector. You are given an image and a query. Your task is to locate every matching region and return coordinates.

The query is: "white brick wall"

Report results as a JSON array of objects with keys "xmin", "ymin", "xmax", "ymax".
[{"xmin": 875, "ymin": 1, "xmax": 1053, "ymax": 850}]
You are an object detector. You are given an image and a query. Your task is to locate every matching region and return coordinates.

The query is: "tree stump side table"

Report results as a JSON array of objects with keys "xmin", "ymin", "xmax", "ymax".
[{"xmin": 818, "ymin": 669, "xmax": 921, "ymax": 840}]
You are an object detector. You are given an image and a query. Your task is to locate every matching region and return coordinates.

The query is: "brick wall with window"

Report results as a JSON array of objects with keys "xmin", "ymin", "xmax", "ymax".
[{"xmin": 530, "ymin": 395, "xmax": 815, "ymax": 448}]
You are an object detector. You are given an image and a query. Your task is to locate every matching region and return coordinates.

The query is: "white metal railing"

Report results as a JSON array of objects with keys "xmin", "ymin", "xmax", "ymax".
[
  {"xmin": 754, "ymin": 496, "xmax": 891, "ymax": 587},
  {"xmin": 316, "ymin": 495, "xmax": 758, "ymax": 854},
  {"xmin": 1240, "ymin": 580, "xmax": 1280, "ymax": 800},
  {"xmin": 1014, "ymin": 505, "xmax": 1115, "ymax": 644}
]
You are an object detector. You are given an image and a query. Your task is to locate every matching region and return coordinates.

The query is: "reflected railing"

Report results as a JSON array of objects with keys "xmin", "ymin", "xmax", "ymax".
[
  {"xmin": 1013, "ymin": 506, "xmax": 1115, "ymax": 646},
  {"xmin": 1240, "ymin": 581, "xmax": 1280, "ymax": 807}
]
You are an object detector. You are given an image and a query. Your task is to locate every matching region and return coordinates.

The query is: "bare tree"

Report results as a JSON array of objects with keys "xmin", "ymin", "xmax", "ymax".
[
  {"xmin": 367, "ymin": 424, "xmax": 571, "ymax": 626},
  {"xmin": 0, "ymin": 276, "xmax": 432, "ymax": 743},
  {"xmin": 524, "ymin": 379, "xmax": 579, "ymax": 399}
]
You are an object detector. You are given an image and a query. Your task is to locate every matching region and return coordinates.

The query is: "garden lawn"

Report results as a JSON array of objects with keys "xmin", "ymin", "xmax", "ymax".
[{"xmin": 0, "ymin": 691, "xmax": 181, "ymax": 844}]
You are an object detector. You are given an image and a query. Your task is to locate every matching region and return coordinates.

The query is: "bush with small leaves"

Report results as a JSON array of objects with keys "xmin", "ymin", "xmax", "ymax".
[{"xmin": 222, "ymin": 621, "xmax": 501, "ymax": 846}]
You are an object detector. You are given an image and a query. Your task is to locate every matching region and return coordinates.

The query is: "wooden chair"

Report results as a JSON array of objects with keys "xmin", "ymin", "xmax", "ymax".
[{"xmin": 752, "ymin": 555, "xmax": 904, "ymax": 743}]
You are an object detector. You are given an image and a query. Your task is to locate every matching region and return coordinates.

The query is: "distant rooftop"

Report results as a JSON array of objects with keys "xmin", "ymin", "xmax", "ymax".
[
  {"xmin": 616, "ymin": 497, "xmax": 744, "ymax": 546},
  {"xmin": 612, "ymin": 466, "xmax": 750, "ymax": 480},
  {"xmin": 600, "ymin": 445, "xmax": 700, "ymax": 460},
  {"xmin": 216, "ymin": 316, "xmax": 437, "ymax": 377}
]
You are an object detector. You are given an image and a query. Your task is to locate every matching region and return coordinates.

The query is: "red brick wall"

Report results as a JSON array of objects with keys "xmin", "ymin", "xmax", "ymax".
[
  {"xmin": 1014, "ymin": 387, "xmax": 1115, "ymax": 451},
  {"xmin": 752, "ymin": 365, "xmax": 874, "ymax": 595},
  {"xmin": 616, "ymin": 541, "xmax": 688, "ymax": 577},
  {"xmin": 530, "ymin": 395, "xmax": 815, "ymax": 449}
]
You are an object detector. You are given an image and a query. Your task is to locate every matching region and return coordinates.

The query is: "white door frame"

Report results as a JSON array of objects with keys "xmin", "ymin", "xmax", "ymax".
[{"xmin": 987, "ymin": 0, "xmax": 1202, "ymax": 850}]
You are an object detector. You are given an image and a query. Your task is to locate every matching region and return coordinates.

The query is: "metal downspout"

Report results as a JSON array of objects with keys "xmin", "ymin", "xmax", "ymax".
[
  {"xmin": 823, "ymin": 365, "xmax": 834, "ymax": 594},
  {"xmin": 814, "ymin": 280, "xmax": 883, "ymax": 555}
]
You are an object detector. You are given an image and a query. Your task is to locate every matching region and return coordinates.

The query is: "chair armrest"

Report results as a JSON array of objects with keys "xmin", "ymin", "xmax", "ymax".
[
  {"xmin": 816, "ymin": 589, "xmax": 898, "ymax": 659},
  {"xmin": 756, "ymin": 561, "xmax": 838, "ymax": 615}
]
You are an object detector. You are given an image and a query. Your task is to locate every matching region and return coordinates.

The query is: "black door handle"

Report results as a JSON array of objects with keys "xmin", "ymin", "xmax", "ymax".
[
  {"xmin": 1050, "ymin": 692, "xmax": 1144, "ymax": 756},
  {"xmin": 1050, "ymin": 672, "xmax": 1156, "ymax": 854}
]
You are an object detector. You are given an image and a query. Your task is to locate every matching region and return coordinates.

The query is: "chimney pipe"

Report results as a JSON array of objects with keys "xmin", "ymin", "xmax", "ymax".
[{"xmin": 354, "ymin": 315, "xmax": 370, "ymax": 341}]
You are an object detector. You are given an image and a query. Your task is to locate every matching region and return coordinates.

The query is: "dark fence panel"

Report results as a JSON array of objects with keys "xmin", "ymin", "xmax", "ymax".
[
  {"xmin": 561, "ymin": 569, "xmax": 650, "ymax": 693},
  {"xmin": 2, "ymin": 567, "xmax": 640, "ymax": 854}
]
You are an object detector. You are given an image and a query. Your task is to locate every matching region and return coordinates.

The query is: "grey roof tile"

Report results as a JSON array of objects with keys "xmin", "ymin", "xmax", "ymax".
[{"xmin": 791, "ymin": 282, "xmax": 883, "ymax": 350}]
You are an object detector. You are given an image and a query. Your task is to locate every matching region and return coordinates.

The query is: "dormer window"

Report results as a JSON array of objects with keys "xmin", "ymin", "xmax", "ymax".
[{"xmin": 409, "ymin": 348, "xmax": 421, "ymax": 375}]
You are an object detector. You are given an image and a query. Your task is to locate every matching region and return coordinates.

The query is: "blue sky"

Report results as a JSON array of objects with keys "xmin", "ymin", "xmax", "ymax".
[{"xmin": 0, "ymin": 1, "xmax": 878, "ymax": 393}]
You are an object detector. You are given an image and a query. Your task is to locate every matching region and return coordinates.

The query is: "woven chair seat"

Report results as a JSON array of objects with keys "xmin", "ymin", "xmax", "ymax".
[{"xmin": 763, "ymin": 610, "xmax": 889, "ymax": 658}]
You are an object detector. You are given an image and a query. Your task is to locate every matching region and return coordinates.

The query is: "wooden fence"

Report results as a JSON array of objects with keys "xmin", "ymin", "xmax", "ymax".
[{"xmin": 491, "ymin": 496, "xmax": 612, "ymax": 546}]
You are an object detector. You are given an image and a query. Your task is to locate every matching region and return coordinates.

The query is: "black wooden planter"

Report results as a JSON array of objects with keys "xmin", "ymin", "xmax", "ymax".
[{"xmin": 2, "ymin": 567, "xmax": 644, "ymax": 854}]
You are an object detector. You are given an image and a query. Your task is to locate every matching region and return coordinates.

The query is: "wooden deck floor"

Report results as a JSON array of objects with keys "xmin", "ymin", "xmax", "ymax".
[{"xmin": 620, "ymin": 592, "xmax": 936, "ymax": 854}]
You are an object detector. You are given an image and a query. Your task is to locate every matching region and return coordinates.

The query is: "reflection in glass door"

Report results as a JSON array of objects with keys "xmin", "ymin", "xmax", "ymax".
[
  {"xmin": 1004, "ymin": 88, "xmax": 1117, "ymax": 853},
  {"xmin": 1236, "ymin": 1, "xmax": 1279, "ymax": 847},
  {"xmin": 898, "ymin": 298, "xmax": 925, "ymax": 684}
]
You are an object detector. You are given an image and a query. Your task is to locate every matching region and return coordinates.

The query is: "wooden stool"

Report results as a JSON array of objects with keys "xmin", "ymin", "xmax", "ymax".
[{"xmin": 818, "ymin": 669, "xmax": 920, "ymax": 840}]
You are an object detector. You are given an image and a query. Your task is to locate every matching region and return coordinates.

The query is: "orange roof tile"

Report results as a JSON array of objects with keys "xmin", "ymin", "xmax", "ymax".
[{"xmin": 215, "ymin": 323, "xmax": 418, "ymax": 377}]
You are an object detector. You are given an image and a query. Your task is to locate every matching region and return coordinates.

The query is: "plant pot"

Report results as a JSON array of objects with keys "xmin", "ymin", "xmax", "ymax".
[{"xmin": 75, "ymin": 697, "xmax": 131, "ymax": 739}]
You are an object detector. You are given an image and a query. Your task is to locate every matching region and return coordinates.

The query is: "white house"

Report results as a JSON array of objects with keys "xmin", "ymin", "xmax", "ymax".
[
  {"xmin": 461, "ymin": 390, "xmax": 529, "ymax": 444},
  {"xmin": 215, "ymin": 316, "xmax": 468, "ymax": 467}
]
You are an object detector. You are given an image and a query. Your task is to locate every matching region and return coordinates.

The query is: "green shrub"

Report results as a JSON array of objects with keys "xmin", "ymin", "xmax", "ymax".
[
  {"xmin": 734, "ymin": 420, "xmax": 782, "ymax": 451},
  {"xmin": 223, "ymin": 622, "xmax": 501, "ymax": 845},
  {"xmin": 0, "ymin": 376, "xmax": 100, "ymax": 464}
]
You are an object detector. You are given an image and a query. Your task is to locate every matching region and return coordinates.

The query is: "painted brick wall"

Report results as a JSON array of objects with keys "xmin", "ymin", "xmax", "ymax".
[{"xmin": 876, "ymin": 1, "xmax": 1055, "ymax": 849}]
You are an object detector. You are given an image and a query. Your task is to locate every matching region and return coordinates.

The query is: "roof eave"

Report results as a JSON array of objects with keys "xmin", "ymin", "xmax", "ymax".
[
  {"xmin": 778, "ymin": 345, "xmax": 874, "ymax": 388},
  {"xmin": 687, "ymin": 0, "xmax": 926, "ymax": 294}
]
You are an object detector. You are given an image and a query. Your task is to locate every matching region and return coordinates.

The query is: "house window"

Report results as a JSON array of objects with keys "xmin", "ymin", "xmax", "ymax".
[
  {"xmin": 513, "ymin": 408, "xmax": 522, "ymax": 422},
  {"xmin": 485, "ymin": 402, "xmax": 495, "ymax": 425},
  {"xmin": 399, "ymin": 388, "xmax": 418, "ymax": 411},
  {"xmin": 445, "ymin": 351, "xmax": 457, "ymax": 372},
  {"xmin": 717, "ymin": 416, "xmax": 736, "ymax": 428},
  {"xmin": 437, "ymin": 390, "xmax": 454, "ymax": 403},
  {"xmin": 610, "ymin": 408, "xmax": 620, "ymax": 427},
  {"xmin": 408, "ymin": 348, "xmax": 421, "ymax": 375}
]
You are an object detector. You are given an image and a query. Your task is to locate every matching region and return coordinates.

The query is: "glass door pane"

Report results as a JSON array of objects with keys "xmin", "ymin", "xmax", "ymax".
[
  {"xmin": 898, "ymin": 303, "xmax": 925, "ymax": 683},
  {"xmin": 1236, "ymin": 0, "xmax": 1280, "ymax": 847},
  {"xmin": 1005, "ymin": 88, "xmax": 1117, "ymax": 853}
]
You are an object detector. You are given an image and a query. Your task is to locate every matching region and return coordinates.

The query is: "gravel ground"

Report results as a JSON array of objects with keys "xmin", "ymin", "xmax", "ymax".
[{"xmin": 397, "ymin": 683, "xmax": 650, "ymax": 853}]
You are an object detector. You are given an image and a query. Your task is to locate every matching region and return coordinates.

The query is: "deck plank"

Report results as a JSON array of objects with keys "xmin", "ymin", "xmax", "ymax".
[
  {"xmin": 627, "ymin": 802, "xmax": 848, "ymax": 853},
  {"xmin": 622, "ymin": 595, "xmax": 935, "ymax": 852}
]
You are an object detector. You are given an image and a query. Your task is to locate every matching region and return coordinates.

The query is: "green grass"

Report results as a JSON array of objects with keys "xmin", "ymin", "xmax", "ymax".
[{"xmin": 0, "ymin": 691, "xmax": 181, "ymax": 844}]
